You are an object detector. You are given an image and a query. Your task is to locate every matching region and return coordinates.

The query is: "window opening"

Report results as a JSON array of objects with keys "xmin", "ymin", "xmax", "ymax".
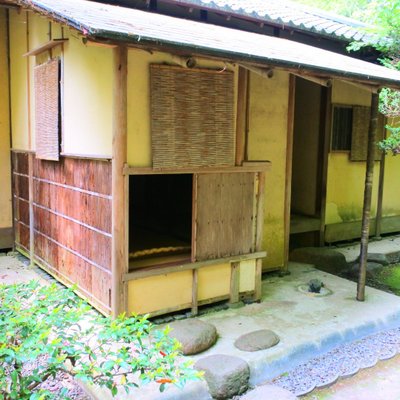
[
  {"xmin": 332, "ymin": 106, "xmax": 353, "ymax": 151},
  {"xmin": 129, "ymin": 174, "xmax": 193, "ymax": 269}
]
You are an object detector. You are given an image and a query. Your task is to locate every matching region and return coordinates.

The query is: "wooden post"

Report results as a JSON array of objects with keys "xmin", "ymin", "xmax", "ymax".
[
  {"xmin": 235, "ymin": 67, "xmax": 248, "ymax": 166},
  {"xmin": 191, "ymin": 269, "xmax": 198, "ymax": 315},
  {"xmin": 283, "ymin": 75, "xmax": 295, "ymax": 272},
  {"xmin": 111, "ymin": 46, "xmax": 128, "ymax": 317},
  {"xmin": 28, "ymin": 153, "xmax": 34, "ymax": 267},
  {"xmin": 229, "ymin": 261, "xmax": 240, "ymax": 304},
  {"xmin": 254, "ymin": 171, "xmax": 266, "ymax": 301},
  {"xmin": 375, "ymin": 149, "xmax": 385, "ymax": 238},
  {"xmin": 318, "ymin": 87, "xmax": 332, "ymax": 246},
  {"xmin": 357, "ymin": 92, "xmax": 379, "ymax": 302}
]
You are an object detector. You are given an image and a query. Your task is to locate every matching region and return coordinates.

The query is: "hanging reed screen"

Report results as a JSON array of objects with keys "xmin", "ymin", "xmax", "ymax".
[
  {"xmin": 350, "ymin": 106, "xmax": 384, "ymax": 161},
  {"xmin": 150, "ymin": 64, "xmax": 235, "ymax": 168},
  {"xmin": 34, "ymin": 58, "xmax": 60, "ymax": 161}
]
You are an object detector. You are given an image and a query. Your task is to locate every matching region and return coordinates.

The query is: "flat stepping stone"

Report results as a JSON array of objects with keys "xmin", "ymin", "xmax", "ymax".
[
  {"xmin": 356, "ymin": 252, "xmax": 389, "ymax": 266},
  {"xmin": 241, "ymin": 385, "xmax": 298, "ymax": 400},
  {"xmin": 234, "ymin": 329, "xmax": 280, "ymax": 352},
  {"xmin": 194, "ymin": 354, "xmax": 250, "ymax": 399},
  {"xmin": 168, "ymin": 319, "xmax": 217, "ymax": 355},
  {"xmin": 290, "ymin": 247, "xmax": 348, "ymax": 274},
  {"xmin": 349, "ymin": 262, "xmax": 384, "ymax": 278}
]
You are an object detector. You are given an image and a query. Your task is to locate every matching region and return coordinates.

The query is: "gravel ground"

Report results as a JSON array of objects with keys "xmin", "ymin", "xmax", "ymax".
[{"xmin": 271, "ymin": 326, "xmax": 400, "ymax": 397}]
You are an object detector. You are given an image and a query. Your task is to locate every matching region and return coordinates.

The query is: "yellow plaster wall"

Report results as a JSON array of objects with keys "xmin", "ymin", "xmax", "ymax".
[
  {"xmin": 248, "ymin": 70, "xmax": 289, "ymax": 270},
  {"xmin": 325, "ymin": 153, "xmax": 380, "ymax": 224},
  {"xmin": 9, "ymin": 10, "xmax": 29, "ymax": 150},
  {"xmin": 62, "ymin": 34, "xmax": 113, "ymax": 156},
  {"xmin": 382, "ymin": 119, "xmax": 400, "ymax": 217},
  {"xmin": 326, "ymin": 80, "xmax": 377, "ymax": 225},
  {"xmin": 128, "ymin": 271, "xmax": 193, "ymax": 315},
  {"xmin": 198, "ymin": 263, "xmax": 230, "ymax": 301},
  {"xmin": 9, "ymin": 11, "xmax": 113, "ymax": 156},
  {"xmin": 127, "ymin": 259, "xmax": 255, "ymax": 314},
  {"xmin": 239, "ymin": 259, "xmax": 256, "ymax": 292},
  {"xmin": 331, "ymin": 80, "xmax": 371, "ymax": 106},
  {"xmin": 0, "ymin": 9, "xmax": 12, "ymax": 228},
  {"xmin": 126, "ymin": 49, "xmax": 238, "ymax": 166}
]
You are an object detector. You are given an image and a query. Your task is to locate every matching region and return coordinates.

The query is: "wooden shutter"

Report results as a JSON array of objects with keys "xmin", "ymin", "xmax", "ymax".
[
  {"xmin": 350, "ymin": 106, "xmax": 385, "ymax": 161},
  {"xmin": 34, "ymin": 58, "xmax": 60, "ymax": 161},
  {"xmin": 150, "ymin": 64, "xmax": 234, "ymax": 168},
  {"xmin": 194, "ymin": 173, "xmax": 255, "ymax": 261}
]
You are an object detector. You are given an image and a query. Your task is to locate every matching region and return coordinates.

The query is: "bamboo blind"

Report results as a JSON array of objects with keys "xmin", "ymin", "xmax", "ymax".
[
  {"xmin": 195, "ymin": 173, "xmax": 255, "ymax": 261},
  {"xmin": 350, "ymin": 106, "xmax": 385, "ymax": 161},
  {"xmin": 150, "ymin": 64, "xmax": 235, "ymax": 168},
  {"xmin": 34, "ymin": 58, "xmax": 60, "ymax": 161}
]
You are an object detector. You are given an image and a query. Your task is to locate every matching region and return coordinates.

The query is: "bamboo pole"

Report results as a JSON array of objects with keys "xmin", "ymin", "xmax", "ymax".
[
  {"xmin": 357, "ymin": 92, "xmax": 379, "ymax": 301},
  {"xmin": 111, "ymin": 46, "xmax": 128, "ymax": 317},
  {"xmin": 235, "ymin": 67, "xmax": 248, "ymax": 166}
]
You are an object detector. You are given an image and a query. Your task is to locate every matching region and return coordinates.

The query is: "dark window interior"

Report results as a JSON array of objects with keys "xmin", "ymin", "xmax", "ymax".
[
  {"xmin": 332, "ymin": 106, "xmax": 353, "ymax": 151},
  {"xmin": 129, "ymin": 174, "xmax": 192, "ymax": 264}
]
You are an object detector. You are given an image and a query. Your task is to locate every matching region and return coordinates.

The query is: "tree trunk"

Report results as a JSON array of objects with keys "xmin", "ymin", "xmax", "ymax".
[{"xmin": 357, "ymin": 92, "xmax": 379, "ymax": 301}]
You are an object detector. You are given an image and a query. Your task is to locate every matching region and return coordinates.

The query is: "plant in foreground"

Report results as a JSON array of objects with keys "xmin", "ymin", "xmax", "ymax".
[{"xmin": 0, "ymin": 281, "xmax": 202, "ymax": 399}]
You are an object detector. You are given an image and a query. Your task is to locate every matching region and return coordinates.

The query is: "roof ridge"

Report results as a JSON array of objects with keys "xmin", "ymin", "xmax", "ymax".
[{"xmin": 168, "ymin": 0, "xmax": 373, "ymax": 41}]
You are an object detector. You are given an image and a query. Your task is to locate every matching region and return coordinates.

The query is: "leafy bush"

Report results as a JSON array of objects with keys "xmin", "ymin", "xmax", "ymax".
[
  {"xmin": 0, "ymin": 281, "xmax": 201, "ymax": 399},
  {"xmin": 378, "ymin": 125, "xmax": 400, "ymax": 155}
]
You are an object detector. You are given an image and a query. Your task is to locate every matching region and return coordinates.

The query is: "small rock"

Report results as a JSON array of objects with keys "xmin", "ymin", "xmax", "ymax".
[
  {"xmin": 241, "ymin": 385, "xmax": 298, "ymax": 400},
  {"xmin": 308, "ymin": 279, "xmax": 324, "ymax": 293},
  {"xmin": 169, "ymin": 319, "xmax": 217, "ymax": 355},
  {"xmin": 234, "ymin": 329, "xmax": 280, "ymax": 352},
  {"xmin": 289, "ymin": 247, "xmax": 348, "ymax": 274},
  {"xmin": 349, "ymin": 262, "xmax": 383, "ymax": 278},
  {"xmin": 195, "ymin": 354, "xmax": 250, "ymax": 399},
  {"xmin": 356, "ymin": 253, "xmax": 389, "ymax": 266}
]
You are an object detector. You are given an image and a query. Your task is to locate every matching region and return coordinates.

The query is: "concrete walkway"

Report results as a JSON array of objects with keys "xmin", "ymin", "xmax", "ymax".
[{"xmin": 3, "ymin": 242, "xmax": 400, "ymax": 400}]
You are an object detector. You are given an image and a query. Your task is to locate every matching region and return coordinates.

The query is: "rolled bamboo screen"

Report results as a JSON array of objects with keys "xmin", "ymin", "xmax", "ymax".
[
  {"xmin": 150, "ymin": 64, "xmax": 235, "ymax": 168},
  {"xmin": 34, "ymin": 58, "xmax": 60, "ymax": 161}
]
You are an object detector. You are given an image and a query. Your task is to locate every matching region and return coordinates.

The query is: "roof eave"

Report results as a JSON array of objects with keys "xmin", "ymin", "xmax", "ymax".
[{"xmin": 92, "ymin": 30, "xmax": 400, "ymax": 89}]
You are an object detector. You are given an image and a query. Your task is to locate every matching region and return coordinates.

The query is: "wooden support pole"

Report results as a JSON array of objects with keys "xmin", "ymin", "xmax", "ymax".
[
  {"xmin": 111, "ymin": 46, "xmax": 128, "ymax": 317},
  {"xmin": 357, "ymin": 92, "xmax": 379, "ymax": 302},
  {"xmin": 375, "ymin": 149, "xmax": 386, "ymax": 238},
  {"xmin": 318, "ymin": 86, "xmax": 332, "ymax": 246},
  {"xmin": 229, "ymin": 261, "xmax": 240, "ymax": 304},
  {"xmin": 283, "ymin": 75, "xmax": 295, "ymax": 272},
  {"xmin": 254, "ymin": 171, "xmax": 266, "ymax": 301},
  {"xmin": 28, "ymin": 153, "xmax": 34, "ymax": 267},
  {"xmin": 235, "ymin": 67, "xmax": 248, "ymax": 166},
  {"xmin": 191, "ymin": 269, "xmax": 198, "ymax": 316}
]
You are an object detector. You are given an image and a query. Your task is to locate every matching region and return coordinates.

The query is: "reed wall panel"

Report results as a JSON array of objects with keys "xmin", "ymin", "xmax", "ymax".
[
  {"xmin": 33, "ymin": 180, "xmax": 111, "ymax": 233},
  {"xmin": 12, "ymin": 151, "xmax": 112, "ymax": 314},
  {"xmin": 12, "ymin": 152, "xmax": 31, "ymax": 253}
]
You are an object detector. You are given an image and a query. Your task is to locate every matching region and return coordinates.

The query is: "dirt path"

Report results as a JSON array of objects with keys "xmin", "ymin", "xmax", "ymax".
[{"xmin": 302, "ymin": 354, "xmax": 400, "ymax": 400}]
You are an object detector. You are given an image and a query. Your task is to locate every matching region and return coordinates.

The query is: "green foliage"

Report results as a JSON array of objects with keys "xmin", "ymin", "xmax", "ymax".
[
  {"xmin": 0, "ymin": 281, "xmax": 202, "ymax": 399},
  {"xmin": 378, "ymin": 125, "xmax": 400, "ymax": 155},
  {"xmin": 291, "ymin": 0, "xmax": 372, "ymax": 20}
]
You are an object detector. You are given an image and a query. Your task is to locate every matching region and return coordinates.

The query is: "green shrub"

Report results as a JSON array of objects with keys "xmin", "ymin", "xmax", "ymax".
[
  {"xmin": 0, "ymin": 281, "xmax": 201, "ymax": 399},
  {"xmin": 378, "ymin": 125, "xmax": 400, "ymax": 155}
]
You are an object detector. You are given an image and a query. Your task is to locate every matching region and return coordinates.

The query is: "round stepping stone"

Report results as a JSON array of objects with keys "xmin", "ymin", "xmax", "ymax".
[
  {"xmin": 234, "ymin": 329, "xmax": 280, "ymax": 352},
  {"xmin": 194, "ymin": 354, "xmax": 250, "ymax": 399},
  {"xmin": 168, "ymin": 319, "xmax": 217, "ymax": 355},
  {"xmin": 241, "ymin": 385, "xmax": 298, "ymax": 400}
]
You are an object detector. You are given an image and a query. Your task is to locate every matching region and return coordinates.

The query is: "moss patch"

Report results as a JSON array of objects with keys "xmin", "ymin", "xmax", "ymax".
[{"xmin": 376, "ymin": 264, "xmax": 400, "ymax": 295}]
